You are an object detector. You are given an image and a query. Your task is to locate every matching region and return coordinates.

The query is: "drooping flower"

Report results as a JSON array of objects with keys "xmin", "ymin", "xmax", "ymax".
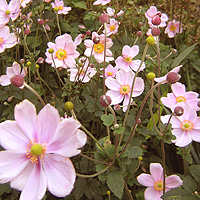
[
  {"xmin": 51, "ymin": 0, "xmax": 71, "ymax": 15},
  {"xmin": 93, "ymin": 0, "xmax": 111, "ymax": 6},
  {"xmin": 164, "ymin": 20, "xmax": 183, "ymax": 38},
  {"xmin": 145, "ymin": 6, "xmax": 168, "ymax": 28},
  {"xmin": 154, "ymin": 65, "xmax": 182, "ymax": 84},
  {"xmin": 105, "ymin": 69, "xmax": 144, "ymax": 112},
  {"xmin": 115, "ymin": 45, "xmax": 145, "ymax": 72},
  {"xmin": 20, "ymin": 0, "xmax": 31, "ymax": 8},
  {"xmin": 45, "ymin": 33, "xmax": 80, "ymax": 69},
  {"xmin": 161, "ymin": 104, "xmax": 200, "ymax": 147},
  {"xmin": 0, "ymin": 99, "xmax": 87, "ymax": 200},
  {"xmin": 68, "ymin": 58, "xmax": 96, "ymax": 83},
  {"xmin": 101, "ymin": 64, "xmax": 118, "ymax": 78},
  {"xmin": 0, "ymin": 0, "xmax": 21, "ymax": 27},
  {"xmin": 137, "ymin": 163, "xmax": 183, "ymax": 200},
  {"xmin": 106, "ymin": 7, "xmax": 124, "ymax": 18},
  {"xmin": 105, "ymin": 18, "xmax": 119, "ymax": 36},
  {"xmin": 84, "ymin": 32, "xmax": 114, "ymax": 63},
  {"xmin": 0, "ymin": 62, "xmax": 27, "ymax": 88},
  {"xmin": 161, "ymin": 82, "xmax": 200, "ymax": 111}
]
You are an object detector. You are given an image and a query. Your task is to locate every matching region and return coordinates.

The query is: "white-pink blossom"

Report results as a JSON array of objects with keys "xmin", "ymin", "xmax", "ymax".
[
  {"xmin": 165, "ymin": 20, "xmax": 183, "ymax": 38},
  {"xmin": 51, "ymin": 0, "xmax": 71, "ymax": 15},
  {"xmin": 93, "ymin": 0, "xmax": 111, "ymax": 6}
]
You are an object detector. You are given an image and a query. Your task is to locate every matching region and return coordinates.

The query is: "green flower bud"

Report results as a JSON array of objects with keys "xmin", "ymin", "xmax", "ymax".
[
  {"xmin": 138, "ymin": 156, "xmax": 143, "ymax": 161},
  {"xmin": 48, "ymin": 48, "xmax": 54, "ymax": 53},
  {"xmin": 35, "ymin": 64, "xmax": 40, "ymax": 69},
  {"xmin": 27, "ymin": 61, "xmax": 32, "ymax": 66},
  {"xmin": 65, "ymin": 101, "xmax": 74, "ymax": 110},
  {"xmin": 106, "ymin": 191, "xmax": 111, "ymax": 195},
  {"xmin": 146, "ymin": 36, "xmax": 155, "ymax": 45},
  {"xmin": 146, "ymin": 72, "xmax": 156, "ymax": 80},
  {"xmin": 54, "ymin": 7, "xmax": 59, "ymax": 12}
]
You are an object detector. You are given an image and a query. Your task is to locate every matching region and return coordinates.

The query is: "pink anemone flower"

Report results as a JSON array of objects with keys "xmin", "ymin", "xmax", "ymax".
[
  {"xmin": 137, "ymin": 163, "xmax": 182, "ymax": 200},
  {"xmin": 161, "ymin": 82, "xmax": 200, "ymax": 111},
  {"xmin": 101, "ymin": 64, "xmax": 118, "ymax": 78},
  {"xmin": 145, "ymin": 6, "xmax": 168, "ymax": 28},
  {"xmin": 106, "ymin": 7, "xmax": 124, "ymax": 18},
  {"xmin": 0, "ymin": 26, "xmax": 17, "ymax": 53},
  {"xmin": 115, "ymin": 45, "xmax": 145, "ymax": 72},
  {"xmin": 105, "ymin": 69, "xmax": 144, "ymax": 112},
  {"xmin": 93, "ymin": 0, "xmax": 111, "ymax": 6},
  {"xmin": 0, "ymin": 99, "xmax": 87, "ymax": 200},
  {"xmin": 51, "ymin": 0, "xmax": 71, "ymax": 15},
  {"xmin": 0, "ymin": 62, "xmax": 26, "ymax": 88},
  {"xmin": 161, "ymin": 104, "xmax": 200, "ymax": 147},
  {"xmin": 0, "ymin": 0, "xmax": 21, "ymax": 27},
  {"xmin": 20, "ymin": 0, "xmax": 31, "ymax": 8},
  {"xmin": 165, "ymin": 20, "xmax": 183, "ymax": 38},
  {"xmin": 104, "ymin": 18, "xmax": 119, "ymax": 36},
  {"xmin": 45, "ymin": 33, "xmax": 80, "ymax": 69},
  {"xmin": 84, "ymin": 32, "xmax": 114, "ymax": 63}
]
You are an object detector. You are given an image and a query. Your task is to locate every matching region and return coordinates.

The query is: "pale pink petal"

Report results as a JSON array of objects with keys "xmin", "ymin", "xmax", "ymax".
[
  {"xmin": 161, "ymin": 115, "xmax": 171, "ymax": 124},
  {"xmin": 3, "ymin": 33, "xmax": 17, "ymax": 48},
  {"xmin": 137, "ymin": 174, "xmax": 155, "ymax": 187},
  {"xmin": 77, "ymin": 130, "xmax": 87, "ymax": 148},
  {"xmin": 161, "ymin": 96, "xmax": 176, "ymax": 108},
  {"xmin": 43, "ymin": 154, "xmax": 76, "ymax": 197},
  {"xmin": 170, "ymin": 117, "xmax": 182, "ymax": 129},
  {"xmin": 20, "ymin": 163, "xmax": 47, "ymax": 200},
  {"xmin": 74, "ymin": 34, "xmax": 82, "ymax": 45},
  {"xmin": 37, "ymin": 104, "xmax": 60, "ymax": 143},
  {"xmin": 150, "ymin": 163, "xmax": 163, "ymax": 182},
  {"xmin": 106, "ymin": 90, "xmax": 123, "ymax": 105},
  {"xmin": 144, "ymin": 187, "xmax": 162, "ymax": 200},
  {"xmin": 122, "ymin": 45, "xmax": 130, "ymax": 56},
  {"xmin": 84, "ymin": 39, "xmax": 93, "ymax": 48},
  {"xmin": 171, "ymin": 82, "xmax": 185, "ymax": 97},
  {"xmin": 64, "ymin": 56, "xmax": 76, "ymax": 68},
  {"xmin": 146, "ymin": 6, "xmax": 157, "ymax": 18},
  {"xmin": 115, "ymin": 56, "xmax": 126, "ymax": 68},
  {"xmin": 184, "ymin": 91, "xmax": 199, "ymax": 99},
  {"xmin": 132, "ymin": 77, "xmax": 145, "ymax": 97},
  {"xmin": 165, "ymin": 175, "xmax": 183, "ymax": 189},
  {"xmin": 105, "ymin": 77, "xmax": 121, "ymax": 91},
  {"xmin": 0, "ymin": 121, "xmax": 29, "ymax": 151},
  {"xmin": 0, "ymin": 75, "xmax": 11, "ymax": 86},
  {"xmin": 84, "ymin": 47, "xmax": 93, "ymax": 57},
  {"xmin": 14, "ymin": 100, "xmax": 37, "ymax": 140},
  {"xmin": 161, "ymin": 13, "xmax": 168, "ymax": 21},
  {"xmin": 193, "ymin": 118, "xmax": 200, "ymax": 129},
  {"xmin": 123, "ymin": 94, "xmax": 131, "ymax": 112},
  {"xmin": 128, "ymin": 45, "xmax": 139, "ymax": 58},
  {"xmin": 66, "ymin": 42, "xmax": 76, "ymax": 54},
  {"xmin": 130, "ymin": 59, "xmax": 146, "ymax": 71},
  {"xmin": 55, "ymin": 35, "xmax": 66, "ymax": 48},
  {"xmin": 0, "ymin": 151, "xmax": 29, "ymax": 184},
  {"xmin": 190, "ymin": 129, "xmax": 200, "ymax": 143},
  {"xmin": 11, "ymin": 62, "xmax": 21, "ymax": 75},
  {"xmin": 174, "ymin": 130, "xmax": 192, "ymax": 147},
  {"xmin": 116, "ymin": 69, "xmax": 133, "ymax": 85}
]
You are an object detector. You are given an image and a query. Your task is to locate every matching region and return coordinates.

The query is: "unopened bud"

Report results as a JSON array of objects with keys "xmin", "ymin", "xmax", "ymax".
[
  {"xmin": 21, "ymin": 15, "xmax": 26, "ymax": 20},
  {"xmin": 146, "ymin": 72, "xmax": 156, "ymax": 80},
  {"xmin": 152, "ymin": 15, "xmax": 161, "ymax": 25},
  {"xmin": 20, "ymin": 59, "xmax": 25, "ymax": 64},
  {"xmin": 35, "ymin": 64, "xmax": 40, "ymax": 69},
  {"xmin": 38, "ymin": 19, "xmax": 44, "ymax": 25},
  {"xmin": 65, "ymin": 101, "xmax": 74, "ymax": 110},
  {"xmin": 93, "ymin": 36, "xmax": 100, "ymax": 44},
  {"xmin": 146, "ymin": 54, "xmax": 150, "ymax": 59},
  {"xmin": 100, "ymin": 95, "xmax": 112, "ymax": 107},
  {"xmin": 174, "ymin": 106, "xmax": 184, "ymax": 116},
  {"xmin": 90, "ymin": 63, "xmax": 95, "ymax": 68},
  {"xmin": 151, "ymin": 27, "xmax": 160, "ymax": 36},
  {"xmin": 107, "ymin": 191, "xmax": 111, "ymax": 196},
  {"xmin": 146, "ymin": 36, "xmax": 155, "ymax": 45},
  {"xmin": 114, "ymin": 123, "xmax": 119, "ymax": 129},
  {"xmin": 26, "ymin": 61, "xmax": 32, "ymax": 66},
  {"xmin": 81, "ymin": 34, "xmax": 85, "ymax": 38},
  {"xmin": 54, "ymin": 7, "xmax": 59, "ymax": 12},
  {"xmin": 48, "ymin": 48, "xmax": 54, "ymax": 53},
  {"xmin": 139, "ymin": 22, "xmax": 143, "ymax": 26},
  {"xmin": 114, "ymin": 104, "xmax": 121, "ymax": 111},
  {"xmin": 138, "ymin": 156, "xmax": 143, "ymax": 161},
  {"xmin": 37, "ymin": 57, "xmax": 44, "ymax": 64},
  {"xmin": 99, "ymin": 14, "xmax": 110, "ymax": 24},
  {"xmin": 137, "ymin": 31, "xmax": 142, "ymax": 37},
  {"xmin": 10, "ymin": 75, "xmax": 24, "ymax": 88},
  {"xmin": 166, "ymin": 72, "xmax": 181, "ymax": 84},
  {"xmin": 24, "ymin": 29, "xmax": 30, "ymax": 35},
  {"xmin": 171, "ymin": 49, "xmax": 177, "ymax": 54},
  {"xmin": 137, "ymin": 119, "xmax": 141, "ymax": 124}
]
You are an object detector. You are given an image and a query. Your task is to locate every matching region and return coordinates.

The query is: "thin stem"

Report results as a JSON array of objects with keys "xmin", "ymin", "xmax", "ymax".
[
  {"xmin": 80, "ymin": 153, "xmax": 108, "ymax": 164},
  {"xmin": 42, "ymin": 25, "xmax": 50, "ymax": 42},
  {"xmin": 103, "ymin": 22, "xmax": 107, "ymax": 95},
  {"xmin": 56, "ymin": 12, "xmax": 61, "ymax": 35},
  {"xmin": 161, "ymin": 139, "xmax": 166, "ymax": 194},
  {"xmin": 124, "ymin": 180, "xmax": 133, "ymax": 200}
]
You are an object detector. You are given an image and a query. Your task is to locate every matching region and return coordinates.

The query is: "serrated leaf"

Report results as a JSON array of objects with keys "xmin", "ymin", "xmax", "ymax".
[
  {"xmin": 189, "ymin": 165, "xmax": 200, "ymax": 182},
  {"xmin": 113, "ymin": 125, "xmax": 124, "ymax": 135},
  {"xmin": 126, "ymin": 146, "xmax": 143, "ymax": 158},
  {"xmin": 101, "ymin": 114, "xmax": 114, "ymax": 126},
  {"xmin": 107, "ymin": 170, "xmax": 124, "ymax": 199},
  {"xmin": 182, "ymin": 176, "xmax": 197, "ymax": 193},
  {"xmin": 171, "ymin": 43, "xmax": 198, "ymax": 68}
]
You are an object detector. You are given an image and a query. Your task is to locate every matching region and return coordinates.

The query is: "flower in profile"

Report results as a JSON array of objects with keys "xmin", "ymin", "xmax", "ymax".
[
  {"xmin": 165, "ymin": 20, "xmax": 183, "ymax": 38},
  {"xmin": 115, "ymin": 45, "xmax": 145, "ymax": 72},
  {"xmin": 105, "ymin": 18, "xmax": 119, "ymax": 36},
  {"xmin": 154, "ymin": 65, "xmax": 182, "ymax": 84},
  {"xmin": 21, "ymin": 0, "xmax": 31, "ymax": 8},
  {"xmin": 84, "ymin": 32, "xmax": 114, "ymax": 63},
  {"xmin": 161, "ymin": 82, "xmax": 200, "ymax": 111},
  {"xmin": 101, "ymin": 64, "xmax": 118, "ymax": 78},
  {"xmin": 0, "ymin": 0, "xmax": 21, "ymax": 27},
  {"xmin": 137, "ymin": 163, "xmax": 182, "ymax": 200},
  {"xmin": 106, "ymin": 7, "xmax": 124, "ymax": 18},
  {"xmin": 145, "ymin": 6, "xmax": 168, "ymax": 28},
  {"xmin": 45, "ymin": 33, "xmax": 80, "ymax": 69},
  {"xmin": 0, "ymin": 99, "xmax": 87, "ymax": 200},
  {"xmin": 105, "ymin": 69, "xmax": 144, "ymax": 112},
  {"xmin": 51, "ymin": 0, "xmax": 71, "ymax": 15},
  {"xmin": 0, "ymin": 62, "xmax": 26, "ymax": 88},
  {"xmin": 68, "ymin": 58, "xmax": 96, "ymax": 83},
  {"xmin": 93, "ymin": 0, "xmax": 111, "ymax": 6},
  {"xmin": 161, "ymin": 104, "xmax": 200, "ymax": 147}
]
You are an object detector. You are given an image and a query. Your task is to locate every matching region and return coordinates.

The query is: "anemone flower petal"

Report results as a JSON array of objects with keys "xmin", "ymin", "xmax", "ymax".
[
  {"xmin": 174, "ymin": 131, "xmax": 192, "ymax": 147},
  {"xmin": 144, "ymin": 187, "xmax": 162, "ymax": 200},
  {"xmin": 106, "ymin": 90, "xmax": 124, "ymax": 105},
  {"xmin": 171, "ymin": 82, "xmax": 185, "ymax": 97},
  {"xmin": 165, "ymin": 175, "xmax": 183, "ymax": 188},
  {"xmin": 150, "ymin": 163, "xmax": 163, "ymax": 182},
  {"xmin": 137, "ymin": 174, "xmax": 155, "ymax": 187},
  {"xmin": 105, "ymin": 77, "xmax": 121, "ymax": 91}
]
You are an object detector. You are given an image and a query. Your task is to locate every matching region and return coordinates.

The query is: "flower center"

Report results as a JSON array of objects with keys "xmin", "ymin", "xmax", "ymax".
[
  {"xmin": 109, "ymin": 25, "xmax": 115, "ymax": 31},
  {"xmin": 58, "ymin": 6, "xmax": 63, "ymax": 10},
  {"xmin": 26, "ymin": 140, "xmax": 46, "ymax": 164},
  {"xmin": 154, "ymin": 180, "xmax": 163, "ymax": 191},
  {"xmin": 124, "ymin": 56, "xmax": 132, "ymax": 63},
  {"xmin": 0, "ymin": 38, "xmax": 3, "ymax": 44},
  {"xmin": 170, "ymin": 24, "xmax": 176, "ymax": 31},
  {"xmin": 181, "ymin": 120, "xmax": 194, "ymax": 131},
  {"xmin": 94, "ymin": 43, "xmax": 104, "ymax": 54},
  {"xmin": 176, "ymin": 96, "xmax": 186, "ymax": 103},
  {"xmin": 56, "ymin": 48, "xmax": 67, "ymax": 60},
  {"xmin": 107, "ymin": 71, "xmax": 113, "ymax": 76},
  {"xmin": 5, "ymin": 10, "xmax": 10, "ymax": 15},
  {"xmin": 120, "ymin": 85, "xmax": 131, "ymax": 95}
]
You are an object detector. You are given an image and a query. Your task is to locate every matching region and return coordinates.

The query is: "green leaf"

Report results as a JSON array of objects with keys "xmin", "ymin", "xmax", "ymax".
[
  {"xmin": 126, "ymin": 146, "xmax": 143, "ymax": 159},
  {"xmin": 113, "ymin": 125, "xmax": 125, "ymax": 135},
  {"xmin": 72, "ymin": 1, "xmax": 87, "ymax": 9},
  {"xmin": 171, "ymin": 43, "xmax": 198, "ymax": 68},
  {"xmin": 182, "ymin": 176, "xmax": 197, "ymax": 193},
  {"xmin": 189, "ymin": 165, "xmax": 200, "ymax": 182},
  {"xmin": 101, "ymin": 114, "xmax": 114, "ymax": 126},
  {"xmin": 107, "ymin": 170, "xmax": 124, "ymax": 199}
]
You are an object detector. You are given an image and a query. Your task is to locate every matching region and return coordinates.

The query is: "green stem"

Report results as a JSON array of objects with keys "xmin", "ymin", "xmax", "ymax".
[
  {"xmin": 80, "ymin": 153, "xmax": 108, "ymax": 164},
  {"xmin": 56, "ymin": 12, "xmax": 61, "ymax": 35},
  {"xmin": 124, "ymin": 180, "xmax": 133, "ymax": 200}
]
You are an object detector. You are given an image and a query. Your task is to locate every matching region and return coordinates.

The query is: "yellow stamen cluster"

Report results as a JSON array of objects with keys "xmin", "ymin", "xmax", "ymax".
[
  {"xmin": 170, "ymin": 24, "xmax": 176, "ymax": 32},
  {"xmin": 107, "ymin": 71, "xmax": 113, "ymax": 76},
  {"xmin": 109, "ymin": 25, "xmax": 115, "ymax": 31},
  {"xmin": 94, "ymin": 43, "xmax": 104, "ymax": 54},
  {"xmin": 176, "ymin": 96, "xmax": 186, "ymax": 103},
  {"xmin": 56, "ymin": 48, "xmax": 67, "ymax": 60},
  {"xmin": 181, "ymin": 120, "xmax": 194, "ymax": 131},
  {"xmin": 154, "ymin": 180, "xmax": 163, "ymax": 191},
  {"xmin": 120, "ymin": 85, "xmax": 131, "ymax": 95},
  {"xmin": 0, "ymin": 38, "xmax": 3, "ymax": 44},
  {"xmin": 124, "ymin": 56, "xmax": 132, "ymax": 63},
  {"xmin": 58, "ymin": 6, "xmax": 63, "ymax": 10}
]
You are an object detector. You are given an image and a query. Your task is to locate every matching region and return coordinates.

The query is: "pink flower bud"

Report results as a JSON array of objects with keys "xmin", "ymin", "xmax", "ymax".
[
  {"xmin": 10, "ymin": 75, "xmax": 24, "ymax": 88},
  {"xmin": 20, "ymin": 59, "xmax": 25, "ymax": 64},
  {"xmin": 24, "ymin": 29, "xmax": 30, "ymax": 35},
  {"xmin": 99, "ymin": 14, "xmax": 110, "ymax": 24},
  {"xmin": 151, "ymin": 27, "xmax": 160, "ymax": 36},
  {"xmin": 139, "ymin": 22, "xmax": 143, "ymax": 26},
  {"xmin": 171, "ymin": 49, "xmax": 177, "ymax": 54},
  {"xmin": 114, "ymin": 104, "xmax": 121, "ymax": 111},
  {"xmin": 174, "ymin": 106, "xmax": 184, "ymax": 116},
  {"xmin": 86, "ymin": 30, "xmax": 91, "ymax": 36},
  {"xmin": 21, "ymin": 15, "xmax": 26, "ymax": 20},
  {"xmin": 166, "ymin": 72, "xmax": 181, "ymax": 84},
  {"xmin": 152, "ymin": 15, "xmax": 161, "ymax": 25},
  {"xmin": 100, "ymin": 95, "xmax": 112, "ymax": 107},
  {"xmin": 93, "ymin": 36, "xmax": 100, "ymax": 44},
  {"xmin": 81, "ymin": 34, "xmax": 85, "ymax": 38},
  {"xmin": 38, "ymin": 19, "xmax": 44, "ymax": 25},
  {"xmin": 137, "ymin": 31, "xmax": 142, "ymax": 37},
  {"xmin": 37, "ymin": 57, "xmax": 44, "ymax": 64},
  {"xmin": 137, "ymin": 119, "xmax": 141, "ymax": 124}
]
